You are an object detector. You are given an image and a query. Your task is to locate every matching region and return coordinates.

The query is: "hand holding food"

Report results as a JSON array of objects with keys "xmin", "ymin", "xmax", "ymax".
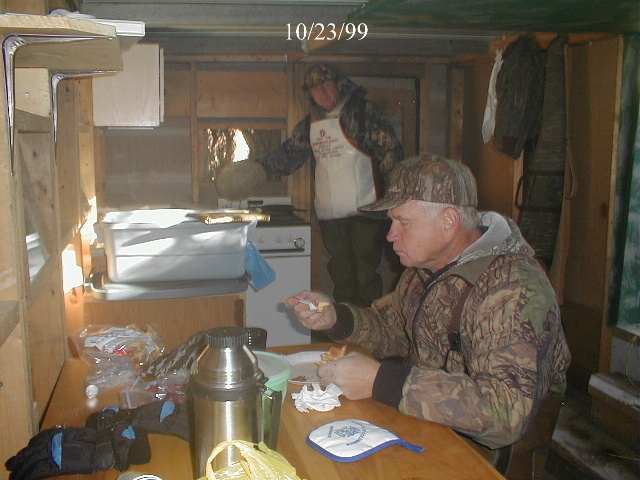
[
  {"xmin": 317, "ymin": 351, "xmax": 380, "ymax": 400},
  {"xmin": 285, "ymin": 291, "xmax": 336, "ymax": 331}
]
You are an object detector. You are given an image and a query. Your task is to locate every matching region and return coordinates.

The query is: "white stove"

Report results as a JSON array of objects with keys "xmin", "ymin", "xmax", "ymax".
[{"xmin": 220, "ymin": 197, "xmax": 312, "ymax": 347}]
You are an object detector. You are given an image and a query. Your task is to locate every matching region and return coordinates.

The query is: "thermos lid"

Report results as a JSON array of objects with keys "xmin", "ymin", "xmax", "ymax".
[{"xmin": 205, "ymin": 326, "xmax": 249, "ymax": 348}]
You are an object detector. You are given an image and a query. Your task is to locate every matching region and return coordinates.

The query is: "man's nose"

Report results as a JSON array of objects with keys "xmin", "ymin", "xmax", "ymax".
[{"xmin": 386, "ymin": 226, "xmax": 398, "ymax": 242}]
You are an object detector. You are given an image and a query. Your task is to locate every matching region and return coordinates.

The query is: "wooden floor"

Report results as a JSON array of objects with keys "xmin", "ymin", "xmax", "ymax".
[{"xmin": 546, "ymin": 385, "xmax": 640, "ymax": 480}]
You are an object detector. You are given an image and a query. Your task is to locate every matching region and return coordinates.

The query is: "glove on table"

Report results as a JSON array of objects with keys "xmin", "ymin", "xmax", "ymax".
[
  {"xmin": 5, "ymin": 423, "xmax": 150, "ymax": 480},
  {"xmin": 86, "ymin": 400, "xmax": 191, "ymax": 441}
]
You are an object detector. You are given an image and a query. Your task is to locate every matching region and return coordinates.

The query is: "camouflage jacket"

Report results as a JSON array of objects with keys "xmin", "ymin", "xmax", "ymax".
[
  {"xmin": 331, "ymin": 212, "xmax": 571, "ymax": 449},
  {"xmin": 256, "ymin": 76, "xmax": 402, "ymax": 189}
]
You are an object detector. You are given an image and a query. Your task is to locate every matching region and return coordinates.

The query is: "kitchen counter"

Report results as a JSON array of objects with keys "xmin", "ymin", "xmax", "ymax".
[{"xmin": 38, "ymin": 345, "xmax": 505, "ymax": 480}]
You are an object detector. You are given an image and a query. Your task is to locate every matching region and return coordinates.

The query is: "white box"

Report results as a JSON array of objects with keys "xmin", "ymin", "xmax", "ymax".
[{"xmin": 99, "ymin": 209, "xmax": 248, "ymax": 283}]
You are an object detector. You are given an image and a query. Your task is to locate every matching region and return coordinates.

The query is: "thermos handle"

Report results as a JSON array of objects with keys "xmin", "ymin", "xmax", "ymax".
[{"xmin": 262, "ymin": 388, "xmax": 282, "ymax": 449}]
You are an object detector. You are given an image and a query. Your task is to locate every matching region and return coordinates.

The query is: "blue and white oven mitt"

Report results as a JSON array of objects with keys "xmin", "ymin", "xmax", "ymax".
[
  {"xmin": 245, "ymin": 241, "xmax": 276, "ymax": 291},
  {"xmin": 306, "ymin": 419, "xmax": 424, "ymax": 462}
]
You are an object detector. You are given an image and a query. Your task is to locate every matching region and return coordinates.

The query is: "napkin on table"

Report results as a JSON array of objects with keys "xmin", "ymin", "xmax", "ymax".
[{"xmin": 291, "ymin": 383, "xmax": 343, "ymax": 412}]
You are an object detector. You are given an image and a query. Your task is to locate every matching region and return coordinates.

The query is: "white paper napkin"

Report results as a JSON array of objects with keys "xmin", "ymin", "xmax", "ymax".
[{"xmin": 291, "ymin": 383, "xmax": 343, "ymax": 412}]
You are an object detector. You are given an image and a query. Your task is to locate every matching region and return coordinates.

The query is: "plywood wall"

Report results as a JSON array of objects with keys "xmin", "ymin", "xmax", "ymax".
[
  {"xmin": 196, "ymin": 70, "xmax": 288, "ymax": 119},
  {"xmin": 562, "ymin": 37, "xmax": 621, "ymax": 388}
]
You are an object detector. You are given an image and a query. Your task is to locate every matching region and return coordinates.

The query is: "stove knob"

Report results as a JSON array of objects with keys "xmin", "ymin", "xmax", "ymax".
[{"xmin": 293, "ymin": 237, "xmax": 305, "ymax": 249}]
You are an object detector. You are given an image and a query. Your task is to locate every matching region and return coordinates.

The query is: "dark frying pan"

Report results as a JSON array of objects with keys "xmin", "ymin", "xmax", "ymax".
[{"xmin": 254, "ymin": 204, "xmax": 307, "ymax": 216}]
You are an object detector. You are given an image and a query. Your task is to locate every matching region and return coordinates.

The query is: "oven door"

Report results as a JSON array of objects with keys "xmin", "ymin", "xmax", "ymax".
[{"xmin": 245, "ymin": 255, "xmax": 311, "ymax": 347}]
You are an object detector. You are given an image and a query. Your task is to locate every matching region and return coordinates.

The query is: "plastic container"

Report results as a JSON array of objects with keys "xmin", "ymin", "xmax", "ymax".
[
  {"xmin": 254, "ymin": 351, "xmax": 292, "ymax": 401},
  {"xmin": 98, "ymin": 209, "xmax": 250, "ymax": 283}
]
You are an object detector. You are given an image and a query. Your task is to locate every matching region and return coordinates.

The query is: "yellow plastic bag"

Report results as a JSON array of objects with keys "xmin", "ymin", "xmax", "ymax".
[{"xmin": 197, "ymin": 440, "xmax": 305, "ymax": 480}]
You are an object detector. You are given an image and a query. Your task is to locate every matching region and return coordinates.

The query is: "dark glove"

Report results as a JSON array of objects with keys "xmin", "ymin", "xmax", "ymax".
[
  {"xmin": 5, "ymin": 423, "xmax": 150, "ymax": 480},
  {"xmin": 86, "ymin": 400, "xmax": 191, "ymax": 441}
]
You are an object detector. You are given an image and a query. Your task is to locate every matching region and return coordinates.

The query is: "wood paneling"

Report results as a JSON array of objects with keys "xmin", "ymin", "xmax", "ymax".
[
  {"xmin": 196, "ymin": 70, "xmax": 287, "ymax": 119},
  {"xmin": 5, "ymin": 0, "xmax": 45, "ymax": 14},
  {"xmin": 164, "ymin": 68, "xmax": 191, "ymax": 117},
  {"xmin": 56, "ymin": 78, "xmax": 81, "ymax": 235},
  {"xmin": 0, "ymin": 324, "xmax": 32, "ymax": 476},
  {"xmin": 28, "ymin": 269, "xmax": 66, "ymax": 421},
  {"xmin": 564, "ymin": 38, "xmax": 619, "ymax": 310},
  {"xmin": 82, "ymin": 293, "xmax": 245, "ymax": 351},
  {"xmin": 561, "ymin": 38, "xmax": 620, "ymax": 386},
  {"xmin": 448, "ymin": 67, "xmax": 464, "ymax": 161}
]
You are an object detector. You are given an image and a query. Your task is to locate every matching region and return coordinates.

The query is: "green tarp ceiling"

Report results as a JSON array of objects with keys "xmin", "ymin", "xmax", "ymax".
[{"xmin": 349, "ymin": 0, "xmax": 640, "ymax": 34}]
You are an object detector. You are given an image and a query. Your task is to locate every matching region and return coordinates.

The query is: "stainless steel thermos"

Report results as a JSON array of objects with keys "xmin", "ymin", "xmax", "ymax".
[{"xmin": 191, "ymin": 326, "xmax": 281, "ymax": 476}]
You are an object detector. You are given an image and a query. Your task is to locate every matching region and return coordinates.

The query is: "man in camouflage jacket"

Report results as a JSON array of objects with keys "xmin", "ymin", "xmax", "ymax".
[
  {"xmin": 257, "ymin": 64, "xmax": 403, "ymax": 307},
  {"xmin": 286, "ymin": 154, "xmax": 571, "ymax": 450}
]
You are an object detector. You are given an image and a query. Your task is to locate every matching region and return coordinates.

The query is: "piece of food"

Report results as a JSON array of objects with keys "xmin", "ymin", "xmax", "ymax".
[
  {"xmin": 317, "ymin": 345, "xmax": 347, "ymax": 365},
  {"xmin": 316, "ymin": 302, "xmax": 331, "ymax": 313}
]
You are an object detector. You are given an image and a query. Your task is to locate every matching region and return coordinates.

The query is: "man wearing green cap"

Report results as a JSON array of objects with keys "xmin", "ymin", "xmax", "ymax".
[
  {"xmin": 286, "ymin": 154, "xmax": 570, "ymax": 474},
  {"xmin": 257, "ymin": 64, "xmax": 403, "ymax": 307}
]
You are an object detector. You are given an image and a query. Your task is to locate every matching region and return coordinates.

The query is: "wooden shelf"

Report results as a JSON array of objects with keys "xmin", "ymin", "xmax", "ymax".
[{"xmin": 0, "ymin": 14, "xmax": 123, "ymax": 73}]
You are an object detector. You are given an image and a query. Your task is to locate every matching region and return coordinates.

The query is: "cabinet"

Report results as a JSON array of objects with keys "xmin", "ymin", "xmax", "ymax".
[{"xmin": 92, "ymin": 43, "xmax": 164, "ymax": 127}]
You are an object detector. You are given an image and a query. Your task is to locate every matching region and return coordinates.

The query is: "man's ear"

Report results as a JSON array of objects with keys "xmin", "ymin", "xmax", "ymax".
[{"xmin": 441, "ymin": 207, "xmax": 460, "ymax": 240}]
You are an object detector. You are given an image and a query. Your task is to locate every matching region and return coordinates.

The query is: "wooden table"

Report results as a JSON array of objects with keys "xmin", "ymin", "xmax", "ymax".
[{"xmin": 40, "ymin": 344, "xmax": 505, "ymax": 480}]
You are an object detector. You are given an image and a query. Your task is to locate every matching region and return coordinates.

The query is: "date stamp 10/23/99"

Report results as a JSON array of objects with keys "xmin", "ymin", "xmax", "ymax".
[{"xmin": 286, "ymin": 23, "xmax": 368, "ymax": 41}]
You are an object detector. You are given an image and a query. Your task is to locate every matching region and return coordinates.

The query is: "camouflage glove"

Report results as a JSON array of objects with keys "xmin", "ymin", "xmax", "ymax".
[
  {"xmin": 86, "ymin": 400, "xmax": 191, "ymax": 441},
  {"xmin": 5, "ymin": 423, "xmax": 150, "ymax": 480}
]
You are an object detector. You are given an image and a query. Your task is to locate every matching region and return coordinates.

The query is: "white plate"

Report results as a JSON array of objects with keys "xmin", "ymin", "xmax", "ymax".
[{"xmin": 285, "ymin": 351, "xmax": 324, "ymax": 385}]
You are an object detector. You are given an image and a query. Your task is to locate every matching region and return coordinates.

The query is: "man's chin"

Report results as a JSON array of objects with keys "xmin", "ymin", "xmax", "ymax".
[{"xmin": 395, "ymin": 253, "xmax": 412, "ymax": 268}]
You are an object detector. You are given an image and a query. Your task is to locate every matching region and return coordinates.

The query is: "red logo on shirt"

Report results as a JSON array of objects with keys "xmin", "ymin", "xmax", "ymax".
[{"xmin": 320, "ymin": 130, "xmax": 326, "ymax": 137}]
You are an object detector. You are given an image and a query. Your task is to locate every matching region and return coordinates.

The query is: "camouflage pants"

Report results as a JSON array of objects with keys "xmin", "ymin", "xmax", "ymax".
[{"xmin": 319, "ymin": 216, "xmax": 386, "ymax": 307}]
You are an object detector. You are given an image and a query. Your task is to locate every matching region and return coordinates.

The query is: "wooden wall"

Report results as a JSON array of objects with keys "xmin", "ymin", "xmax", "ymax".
[
  {"xmin": 458, "ymin": 37, "xmax": 622, "ymax": 391},
  {"xmin": 562, "ymin": 37, "xmax": 621, "ymax": 388}
]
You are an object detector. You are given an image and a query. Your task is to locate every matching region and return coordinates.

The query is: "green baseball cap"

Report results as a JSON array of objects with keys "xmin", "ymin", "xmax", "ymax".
[
  {"xmin": 359, "ymin": 154, "xmax": 478, "ymax": 216},
  {"xmin": 303, "ymin": 64, "xmax": 340, "ymax": 90}
]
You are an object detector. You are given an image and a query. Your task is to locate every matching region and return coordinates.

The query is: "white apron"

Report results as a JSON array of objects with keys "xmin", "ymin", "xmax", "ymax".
[{"xmin": 310, "ymin": 117, "xmax": 376, "ymax": 220}]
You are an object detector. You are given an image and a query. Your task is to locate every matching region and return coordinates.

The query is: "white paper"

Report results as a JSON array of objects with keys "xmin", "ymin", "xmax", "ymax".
[{"xmin": 291, "ymin": 383, "xmax": 343, "ymax": 412}]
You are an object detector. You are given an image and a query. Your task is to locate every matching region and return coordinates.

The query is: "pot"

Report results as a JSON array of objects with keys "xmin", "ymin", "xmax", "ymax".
[{"xmin": 251, "ymin": 204, "xmax": 307, "ymax": 216}]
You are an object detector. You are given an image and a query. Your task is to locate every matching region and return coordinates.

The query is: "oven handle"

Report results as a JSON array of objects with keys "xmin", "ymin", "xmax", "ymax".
[{"xmin": 258, "ymin": 248, "xmax": 306, "ymax": 255}]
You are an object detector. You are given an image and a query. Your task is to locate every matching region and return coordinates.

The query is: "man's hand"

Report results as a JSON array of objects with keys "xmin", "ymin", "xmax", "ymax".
[
  {"xmin": 317, "ymin": 352, "xmax": 380, "ymax": 400},
  {"xmin": 285, "ymin": 291, "xmax": 336, "ymax": 331}
]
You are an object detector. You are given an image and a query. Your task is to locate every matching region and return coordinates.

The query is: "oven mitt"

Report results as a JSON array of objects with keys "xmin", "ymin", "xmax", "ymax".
[
  {"xmin": 306, "ymin": 419, "xmax": 424, "ymax": 462},
  {"xmin": 245, "ymin": 241, "xmax": 276, "ymax": 291}
]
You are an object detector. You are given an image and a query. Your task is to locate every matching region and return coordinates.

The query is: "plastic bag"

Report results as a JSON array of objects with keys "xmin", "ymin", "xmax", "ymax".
[
  {"xmin": 72, "ymin": 324, "xmax": 164, "ymax": 369},
  {"xmin": 84, "ymin": 363, "xmax": 137, "ymax": 398},
  {"xmin": 71, "ymin": 325, "xmax": 165, "ymax": 398},
  {"xmin": 120, "ymin": 370, "xmax": 190, "ymax": 408},
  {"xmin": 198, "ymin": 441, "xmax": 305, "ymax": 480}
]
